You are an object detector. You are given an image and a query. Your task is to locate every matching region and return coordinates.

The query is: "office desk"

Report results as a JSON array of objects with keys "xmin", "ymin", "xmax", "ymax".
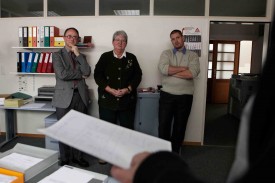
[{"xmin": 0, "ymin": 102, "xmax": 56, "ymax": 147}]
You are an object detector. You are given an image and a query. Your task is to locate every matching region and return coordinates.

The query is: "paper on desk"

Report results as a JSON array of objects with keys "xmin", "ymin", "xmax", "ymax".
[
  {"xmin": 20, "ymin": 103, "xmax": 46, "ymax": 109},
  {"xmin": 38, "ymin": 165, "xmax": 94, "ymax": 183},
  {"xmin": 38, "ymin": 110, "xmax": 171, "ymax": 169},
  {"xmin": 0, "ymin": 152, "xmax": 43, "ymax": 170},
  {"xmin": 0, "ymin": 174, "xmax": 17, "ymax": 183}
]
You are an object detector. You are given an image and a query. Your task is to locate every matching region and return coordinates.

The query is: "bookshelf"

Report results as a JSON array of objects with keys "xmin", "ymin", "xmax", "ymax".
[
  {"xmin": 13, "ymin": 47, "xmax": 58, "ymax": 75},
  {"xmin": 13, "ymin": 46, "xmax": 92, "ymax": 75},
  {"xmin": 12, "ymin": 47, "xmax": 62, "ymax": 49},
  {"xmin": 10, "ymin": 72, "xmax": 54, "ymax": 75}
]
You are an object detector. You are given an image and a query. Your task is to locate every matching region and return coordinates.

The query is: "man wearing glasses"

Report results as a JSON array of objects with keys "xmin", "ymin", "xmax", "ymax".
[{"xmin": 52, "ymin": 27, "xmax": 91, "ymax": 167}]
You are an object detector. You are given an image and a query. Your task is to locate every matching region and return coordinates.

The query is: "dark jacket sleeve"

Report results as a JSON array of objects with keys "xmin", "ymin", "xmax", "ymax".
[
  {"xmin": 134, "ymin": 151, "xmax": 203, "ymax": 183},
  {"xmin": 94, "ymin": 53, "xmax": 109, "ymax": 90},
  {"xmin": 127, "ymin": 53, "xmax": 142, "ymax": 90}
]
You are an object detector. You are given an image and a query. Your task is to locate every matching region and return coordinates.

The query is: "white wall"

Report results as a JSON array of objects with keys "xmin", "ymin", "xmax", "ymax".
[{"xmin": 0, "ymin": 16, "xmax": 209, "ymax": 144}]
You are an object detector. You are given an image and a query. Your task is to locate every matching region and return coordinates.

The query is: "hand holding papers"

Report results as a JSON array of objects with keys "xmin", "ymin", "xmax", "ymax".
[{"xmin": 39, "ymin": 110, "xmax": 171, "ymax": 169}]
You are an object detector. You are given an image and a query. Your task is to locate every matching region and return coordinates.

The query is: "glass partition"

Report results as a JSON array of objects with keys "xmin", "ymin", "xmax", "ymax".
[
  {"xmin": 210, "ymin": 0, "xmax": 266, "ymax": 17},
  {"xmin": 99, "ymin": 0, "xmax": 149, "ymax": 16},
  {"xmin": 48, "ymin": 0, "xmax": 95, "ymax": 16},
  {"xmin": 1, "ymin": 0, "xmax": 43, "ymax": 17},
  {"xmin": 154, "ymin": 0, "xmax": 205, "ymax": 16}
]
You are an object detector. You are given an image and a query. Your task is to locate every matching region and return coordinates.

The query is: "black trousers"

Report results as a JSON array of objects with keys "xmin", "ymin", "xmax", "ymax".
[
  {"xmin": 56, "ymin": 90, "xmax": 87, "ymax": 162},
  {"xmin": 158, "ymin": 91, "xmax": 193, "ymax": 153},
  {"xmin": 98, "ymin": 106, "xmax": 135, "ymax": 130}
]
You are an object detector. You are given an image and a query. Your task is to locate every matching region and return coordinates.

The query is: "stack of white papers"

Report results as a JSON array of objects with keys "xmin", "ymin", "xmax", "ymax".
[
  {"xmin": 0, "ymin": 153, "xmax": 43, "ymax": 170},
  {"xmin": 0, "ymin": 174, "xmax": 17, "ymax": 183},
  {"xmin": 0, "ymin": 98, "xmax": 5, "ymax": 106},
  {"xmin": 0, "ymin": 143, "xmax": 59, "ymax": 182},
  {"xmin": 38, "ymin": 165, "xmax": 95, "ymax": 183},
  {"xmin": 39, "ymin": 110, "xmax": 171, "ymax": 169},
  {"xmin": 0, "ymin": 94, "xmax": 10, "ymax": 106}
]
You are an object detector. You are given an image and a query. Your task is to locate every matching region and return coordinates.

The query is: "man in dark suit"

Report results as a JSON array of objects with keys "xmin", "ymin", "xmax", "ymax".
[{"xmin": 52, "ymin": 27, "xmax": 91, "ymax": 167}]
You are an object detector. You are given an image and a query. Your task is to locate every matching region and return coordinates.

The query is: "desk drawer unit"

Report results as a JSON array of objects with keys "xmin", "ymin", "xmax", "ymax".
[{"xmin": 44, "ymin": 112, "xmax": 59, "ymax": 152}]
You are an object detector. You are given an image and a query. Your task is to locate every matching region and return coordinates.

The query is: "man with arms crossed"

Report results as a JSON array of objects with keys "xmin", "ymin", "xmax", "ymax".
[{"xmin": 158, "ymin": 29, "xmax": 200, "ymax": 153}]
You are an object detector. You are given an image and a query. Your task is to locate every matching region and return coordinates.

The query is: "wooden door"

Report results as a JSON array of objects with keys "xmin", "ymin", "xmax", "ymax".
[{"xmin": 207, "ymin": 41, "xmax": 240, "ymax": 104}]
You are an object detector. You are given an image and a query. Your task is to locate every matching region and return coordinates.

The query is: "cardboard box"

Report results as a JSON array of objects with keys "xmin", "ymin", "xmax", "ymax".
[{"xmin": 4, "ymin": 99, "xmax": 24, "ymax": 107}]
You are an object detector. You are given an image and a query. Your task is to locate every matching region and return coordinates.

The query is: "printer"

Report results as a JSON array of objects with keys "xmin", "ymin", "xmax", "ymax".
[{"xmin": 35, "ymin": 86, "xmax": 55, "ymax": 102}]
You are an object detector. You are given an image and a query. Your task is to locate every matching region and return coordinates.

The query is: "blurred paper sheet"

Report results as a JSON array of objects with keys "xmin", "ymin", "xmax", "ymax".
[{"xmin": 38, "ymin": 110, "xmax": 171, "ymax": 169}]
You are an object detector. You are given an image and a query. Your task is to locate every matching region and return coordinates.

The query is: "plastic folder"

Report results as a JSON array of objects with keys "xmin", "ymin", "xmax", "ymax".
[{"xmin": 0, "ymin": 168, "xmax": 24, "ymax": 183}]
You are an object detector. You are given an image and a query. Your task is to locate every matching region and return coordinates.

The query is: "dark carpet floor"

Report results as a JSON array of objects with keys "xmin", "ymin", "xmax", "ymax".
[{"xmin": 204, "ymin": 103, "xmax": 240, "ymax": 147}]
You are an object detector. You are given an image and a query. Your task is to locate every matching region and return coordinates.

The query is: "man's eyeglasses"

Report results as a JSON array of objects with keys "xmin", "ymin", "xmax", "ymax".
[{"xmin": 65, "ymin": 35, "xmax": 78, "ymax": 39}]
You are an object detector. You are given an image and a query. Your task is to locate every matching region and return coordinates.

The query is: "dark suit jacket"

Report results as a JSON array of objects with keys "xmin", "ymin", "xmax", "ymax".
[{"xmin": 52, "ymin": 48, "xmax": 91, "ymax": 108}]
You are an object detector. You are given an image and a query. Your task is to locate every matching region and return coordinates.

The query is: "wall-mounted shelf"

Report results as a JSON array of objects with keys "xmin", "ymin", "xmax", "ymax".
[
  {"xmin": 10, "ymin": 72, "xmax": 55, "ymax": 76},
  {"xmin": 12, "ymin": 47, "xmax": 62, "ymax": 49},
  {"xmin": 12, "ymin": 46, "xmax": 92, "ymax": 49}
]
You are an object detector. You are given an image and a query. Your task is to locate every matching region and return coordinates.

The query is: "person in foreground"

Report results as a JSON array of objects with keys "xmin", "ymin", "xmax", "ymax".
[
  {"xmin": 52, "ymin": 27, "xmax": 91, "ymax": 167},
  {"xmin": 158, "ymin": 29, "xmax": 200, "ymax": 153},
  {"xmin": 111, "ymin": 17, "xmax": 275, "ymax": 183}
]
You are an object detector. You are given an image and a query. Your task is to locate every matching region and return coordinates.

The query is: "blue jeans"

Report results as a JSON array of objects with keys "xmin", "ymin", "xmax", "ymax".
[{"xmin": 158, "ymin": 91, "xmax": 193, "ymax": 153}]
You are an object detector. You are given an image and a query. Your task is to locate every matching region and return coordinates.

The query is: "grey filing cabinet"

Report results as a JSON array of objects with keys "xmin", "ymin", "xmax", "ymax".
[
  {"xmin": 134, "ymin": 92, "xmax": 160, "ymax": 137},
  {"xmin": 44, "ymin": 112, "xmax": 59, "ymax": 152},
  {"xmin": 228, "ymin": 74, "xmax": 259, "ymax": 119}
]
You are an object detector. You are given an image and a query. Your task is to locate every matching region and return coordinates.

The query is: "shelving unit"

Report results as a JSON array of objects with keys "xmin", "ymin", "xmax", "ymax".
[
  {"xmin": 12, "ymin": 47, "xmax": 63, "ymax": 49},
  {"xmin": 13, "ymin": 46, "xmax": 60, "ymax": 75},
  {"xmin": 12, "ymin": 46, "xmax": 92, "ymax": 49},
  {"xmin": 13, "ymin": 45, "xmax": 92, "ymax": 76},
  {"xmin": 10, "ymin": 72, "xmax": 54, "ymax": 75}
]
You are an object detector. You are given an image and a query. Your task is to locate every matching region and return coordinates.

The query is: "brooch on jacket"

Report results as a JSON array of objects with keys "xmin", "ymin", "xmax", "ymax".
[{"xmin": 125, "ymin": 60, "xmax": 133, "ymax": 69}]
